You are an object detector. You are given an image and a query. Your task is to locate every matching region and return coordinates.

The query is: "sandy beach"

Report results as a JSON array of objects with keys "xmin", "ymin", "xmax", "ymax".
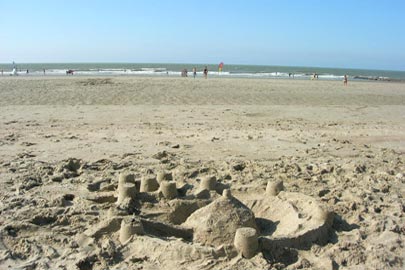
[{"xmin": 0, "ymin": 76, "xmax": 404, "ymax": 269}]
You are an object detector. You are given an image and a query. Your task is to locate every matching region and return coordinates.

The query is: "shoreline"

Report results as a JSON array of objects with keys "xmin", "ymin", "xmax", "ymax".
[
  {"xmin": 1, "ymin": 73, "xmax": 405, "ymax": 83},
  {"xmin": 1, "ymin": 62, "xmax": 405, "ymax": 81}
]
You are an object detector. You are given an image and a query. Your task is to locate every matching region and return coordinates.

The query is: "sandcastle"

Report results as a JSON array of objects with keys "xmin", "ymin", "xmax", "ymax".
[
  {"xmin": 0, "ymin": 155, "xmax": 344, "ymax": 270},
  {"xmin": 82, "ymin": 167, "xmax": 334, "ymax": 266}
]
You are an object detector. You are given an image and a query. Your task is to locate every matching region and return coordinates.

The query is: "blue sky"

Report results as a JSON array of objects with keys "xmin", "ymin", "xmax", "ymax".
[{"xmin": 1, "ymin": 0, "xmax": 404, "ymax": 70}]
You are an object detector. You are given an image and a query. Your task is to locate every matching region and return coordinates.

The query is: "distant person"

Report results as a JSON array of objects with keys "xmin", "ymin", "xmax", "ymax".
[
  {"xmin": 313, "ymin": 73, "xmax": 318, "ymax": 79},
  {"xmin": 289, "ymin": 73, "xmax": 291, "ymax": 78},
  {"xmin": 26, "ymin": 69, "xmax": 29, "ymax": 74},
  {"xmin": 203, "ymin": 66, "xmax": 208, "ymax": 79},
  {"xmin": 193, "ymin": 67, "xmax": 197, "ymax": 78},
  {"xmin": 344, "ymin": 74, "xmax": 348, "ymax": 86},
  {"xmin": 1, "ymin": 70, "xmax": 3, "ymax": 76},
  {"xmin": 43, "ymin": 69, "xmax": 46, "ymax": 75}
]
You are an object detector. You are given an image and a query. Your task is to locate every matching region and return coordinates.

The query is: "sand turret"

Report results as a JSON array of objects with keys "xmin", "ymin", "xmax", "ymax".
[
  {"xmin": 119, "ymin": 217, "xmax": 144, "ymax": 244},
  {"xmin": 222, "ymin": 189, "xmax": 232, "ymax": 198},
  {"xmin": 119, "ymin": 172, "xmax": 135, "ymax": 185},
  {"xmin": 140, "ymin": 175, "xmax": 159, "ymax": 192},
  {"xmin": 266, "ymin": 180, "xmax": 284, "ymax": 196},
  {"xmin": 200, "ymin": 175, "xmax": 217, "ymax": 191},
  {"xmin": 160, "ymin": 181, "xmax": 177, "ymax": 200},
  {"xmin": 234, "ymin": 227, "xmax": 258, "ymax": 259},
  {"xmin": 117, "ymin": 183, "xmax": 136, "ymax": 204}
]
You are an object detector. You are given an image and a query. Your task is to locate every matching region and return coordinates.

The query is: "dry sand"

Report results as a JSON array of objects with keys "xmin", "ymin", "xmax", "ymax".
[{"xmin": 0, "ymin": 76, "xmax": 404, "ymax": 269}]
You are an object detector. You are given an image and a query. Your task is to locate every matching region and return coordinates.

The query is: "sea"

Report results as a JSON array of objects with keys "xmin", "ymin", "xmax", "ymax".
[{"xmin": 0, "ymin": 63, "xmax": 404, "ymax": 81}]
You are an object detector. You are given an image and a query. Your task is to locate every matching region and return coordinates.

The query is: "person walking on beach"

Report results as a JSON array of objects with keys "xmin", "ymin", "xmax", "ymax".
[
  {"xmin": 203, "ymin": 66, "xmax": 208, "ymax": 79},
  {"xmin": 193, "ymin": 67, "xmax": 197, "ymax": 79},
  {"xmin": 344, "ymin": 74, "xmax": 348, "ymax": 86},
  {"xmin": 181, "ymin": 69, "xmax": 188, "ymax": 77},
  {"xmin": 43, "ymin": 69, "xmax": 46, "ymax": 75}
]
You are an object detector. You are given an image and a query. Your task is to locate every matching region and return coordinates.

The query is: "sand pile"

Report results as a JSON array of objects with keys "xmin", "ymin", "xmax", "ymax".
[{"xmin": 183, "ymin": 193, "xmax": 257, "ymax": 247}]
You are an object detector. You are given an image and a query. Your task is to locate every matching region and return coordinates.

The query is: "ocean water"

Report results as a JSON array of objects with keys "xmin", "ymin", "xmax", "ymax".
[{"xmin": 0, "ymin": 63, "xmax": 404, "ymax": 81}]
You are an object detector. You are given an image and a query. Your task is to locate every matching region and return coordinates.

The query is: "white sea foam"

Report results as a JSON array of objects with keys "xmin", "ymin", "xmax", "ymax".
[
  {"xmin": 0, "ymin": 68, "xmax": 371, "ymax": 80},
  {"xmin": 318, "ymin": 74, "xmax": 344, "ymax": 79}
]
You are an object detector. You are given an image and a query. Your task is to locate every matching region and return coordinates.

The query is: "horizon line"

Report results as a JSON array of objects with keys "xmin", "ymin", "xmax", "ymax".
[{"xmin": 0, "ymin": 61, "xmax": 404, "ymax": 73}]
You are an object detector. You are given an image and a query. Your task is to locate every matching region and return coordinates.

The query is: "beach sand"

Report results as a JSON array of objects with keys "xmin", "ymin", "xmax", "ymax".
[{"xmin": 0, "ymin": 76, "xmax": 404, "ymax": 269}]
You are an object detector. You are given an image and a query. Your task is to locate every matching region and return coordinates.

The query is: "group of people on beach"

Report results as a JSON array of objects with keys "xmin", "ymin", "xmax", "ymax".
[
  {"xmin": 1, "ymin": 65, "xmax": 348, "ymax": 85},
  {"xmin": 181, "ymin": 66, "xmax": 209, "ymax": 79},
  {"xmin": 311, "ymin": 72, "xmax": 348, "ymax": 85}
]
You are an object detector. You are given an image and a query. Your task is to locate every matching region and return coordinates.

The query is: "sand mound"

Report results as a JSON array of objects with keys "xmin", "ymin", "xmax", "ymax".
[{"xmin": 183, "ymin": 195, "xmax": 257, "ymax": 247}]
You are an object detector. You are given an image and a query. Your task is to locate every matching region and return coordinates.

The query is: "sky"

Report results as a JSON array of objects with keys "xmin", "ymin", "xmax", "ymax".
[{"xmin": 1, "ymin": 0, "xmax": 405, "ymax": 70}]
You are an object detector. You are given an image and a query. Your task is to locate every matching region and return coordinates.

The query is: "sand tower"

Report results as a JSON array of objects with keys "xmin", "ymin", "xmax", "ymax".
[
  {"xmin": 222, "ymin": 189, "xmax": 232, "ymax": 198},
  {"xmin": 266, "ymin": 180, "xmax": 284, "ymax": 196},
  {"xmin": 140, "ymin": 175, "xmax": 159, "ymax": 192},
  {"xmin": 234, "ymin": 227, "xmax": 259, "ymax": 259},
  {"xmin": 117, "ymin": 172, "xmax": 136, "ymax": 204},
  {"xmin": 200, "ymin": 175, "xmax": 217, "ymax": 191},
  {"xmin": 156, "ymin": 171, "xmax": 172, "ymax": 184},
  {"xmin": 160, "ymin": 181, "xmax": 177, "ymax": 200},
  {"xmin": 117, "ymin": 183, "xmax": 136, "ymax": 205},
  {"xmin": 119, "ymin": 172, "xmax": 135, "ymax": 185},
  {"xmin": 119, "ymin": 217, "xmax": 144, "ymax": 244}
]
